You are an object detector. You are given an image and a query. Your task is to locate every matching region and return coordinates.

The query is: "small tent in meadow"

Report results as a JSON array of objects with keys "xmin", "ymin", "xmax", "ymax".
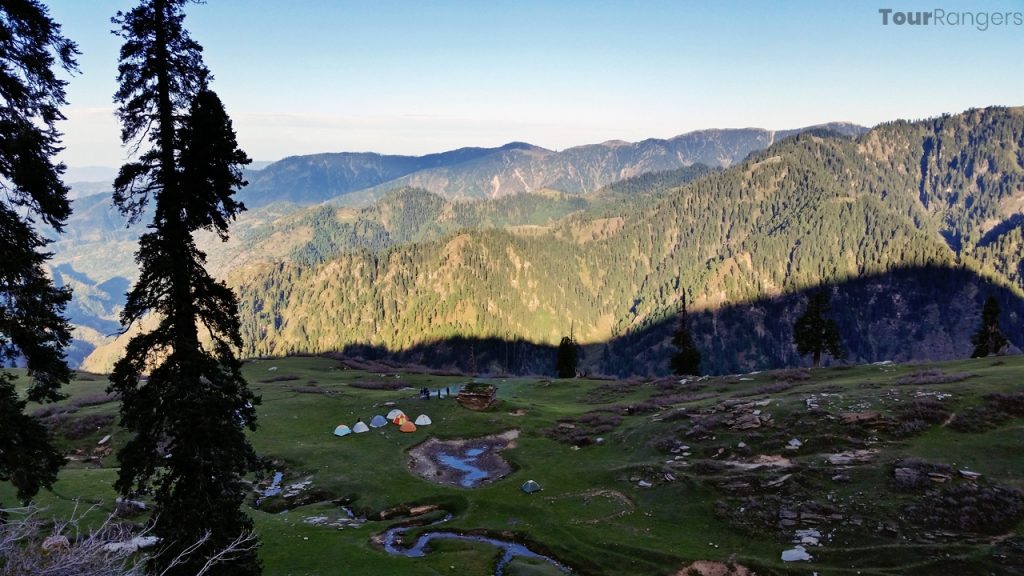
[
  {"xmin": 414, "ymin": 414, "xmax": 432, "ymax": 426},
  {"xmin": 521, "ymin": 480, "xmax": 542, "ymax": 494},
  {"xmin": 392, "ymin": 414, "xmax": 409, "ymax": 426},
  {"xmin": 369, "ymin": 415, "xmax": 388, "ymax": 428},
  {"xmin": 399, "ymin": 421, "xmax": 417, "ymax": 433},
  {"xmin": 333, "ymin": 424, "xmax": 351, "ymax": 437},
  {"xmin": 352, "ymin": 421, "xmax": 370, "ymax": 433},
  {"xmin": 386, "ymin": 408, "xmax": 405, "ymax": 420}
]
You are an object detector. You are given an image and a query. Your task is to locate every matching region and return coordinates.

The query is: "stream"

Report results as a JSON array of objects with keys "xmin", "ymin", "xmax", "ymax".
[{"xmin": 382, "ymin": 515, "xmax": 571, "ymax": 575}]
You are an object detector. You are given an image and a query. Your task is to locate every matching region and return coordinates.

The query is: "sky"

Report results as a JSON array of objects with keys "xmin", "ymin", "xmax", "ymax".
[{"xmin": 44, "ymin": 0, "xmax": 1024, "ymax": 170}]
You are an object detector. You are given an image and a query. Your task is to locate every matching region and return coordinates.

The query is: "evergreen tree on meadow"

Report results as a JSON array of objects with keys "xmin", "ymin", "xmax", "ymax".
[
  {"xmin": 555, "ymin": 335, "xmax": 578, "ymax": 378},
  {"xmin": 107, "ymin": 1, "xmax": 259, "ymax": 573},
  {"xmin": 971, "ymin": 296, "xmax": 1008, "ymax": 358},
  {"xmin": 0, "ymin": 0, "xmax": 77, "ymax": 503},
  {"xmin": 669, "ymin": 295, "xmax": 701, "ymax": 376},
  {"xmin": 793, "ymin": 289, "xmax": 844, "ymax": 368}
]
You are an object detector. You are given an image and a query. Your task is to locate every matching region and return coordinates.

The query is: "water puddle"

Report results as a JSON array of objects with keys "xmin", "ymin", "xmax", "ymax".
[
  {"xmin": 382, "ymin": 515, "xmax": 570, "ymax": 574},
  {"xmin": 408, "ymin": 430, "xmax": 519, "ymax": 488},
  {"xmin": 437, "ymin": 447, "xmax": 489, "ymax": 487},
  {"xmin": 256, "ymin": 471, "xmax": 284, "ymax": 504}
]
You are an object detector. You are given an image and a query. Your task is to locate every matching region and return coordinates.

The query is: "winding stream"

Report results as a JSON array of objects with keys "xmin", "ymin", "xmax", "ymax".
[{"xmin": 382, "ymin": 515, "xmax": 571, "ymax": 575}]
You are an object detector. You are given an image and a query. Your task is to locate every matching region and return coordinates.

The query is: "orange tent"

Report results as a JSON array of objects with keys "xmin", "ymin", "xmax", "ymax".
[
  {"xmin": 399, "ymin": 421, "xmax": 417, "ymax": 433},
  {"xmin": 393, "ymin": 414, "xmax": 408, "ymax": 426}
]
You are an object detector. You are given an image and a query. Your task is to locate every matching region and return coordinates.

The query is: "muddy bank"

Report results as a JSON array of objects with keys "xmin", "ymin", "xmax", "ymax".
[{"xmin": 408, "ymin": 430, "xmax": 519, "ymax": 488}]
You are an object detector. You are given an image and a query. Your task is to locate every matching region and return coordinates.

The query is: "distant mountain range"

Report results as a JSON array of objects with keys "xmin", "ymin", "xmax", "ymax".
[
  {"xmin": 237, "ymin": 123, "xmax": 867, "ymax": 207},
  {"xmin": 50, "ymin": 111, "xmax": 1024, "ymax": 375}
]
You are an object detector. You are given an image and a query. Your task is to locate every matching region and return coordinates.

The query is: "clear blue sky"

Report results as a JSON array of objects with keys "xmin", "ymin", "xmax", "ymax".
[{"xmin": 45, "ymin": 0, "xmax": 1024, "ymax": 168}]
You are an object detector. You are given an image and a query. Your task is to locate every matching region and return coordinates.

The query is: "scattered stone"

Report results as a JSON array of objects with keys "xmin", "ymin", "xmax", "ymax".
[
  {"xmin": 781, "ymin": 546, "xmax": 813, "ymax": 562},
  {"xmin": 638, "ymin": 480, "xmax": 653, "ymax": 488},
  {"xmin": 97, "ymin": 434, "xmax": 111, "ymax": 446},
  {"xmin": 732, "ymin": 413, "xmax": 762, "ymax": 430},
  {"xmin": 959, "ymin": 469, "xmax": 982, "ymax": 480},
  {"xmin": 840, "ymin": 411, "xmax": 881, "ymax": 424},
  {"xmin": 794, "ymin": 528, "xmax": 821, "ymax": 546},
  {"xmin": 115, "ymin": 497, "xmax": 147, "ymax": 511},
  {"xmin": 595, "ymin": 437, "xmax": 605, "ymax": 445},
  {"xmin": 786, "ymin": 438, "xmax": 803, "ymax": 450},
  {"xmin": 826, "ymin": 450, "xmax": 876, "ymax": 465},
  {"xmin": 831, "ymin": 473, "xmax": 851, "ymax": 483},
  {"xmin": 103, "ymin": 536, "xmax": 159, "ymax": 554}
]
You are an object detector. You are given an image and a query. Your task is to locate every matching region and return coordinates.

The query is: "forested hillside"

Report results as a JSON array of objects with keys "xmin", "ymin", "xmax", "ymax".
[{"xmin": 200, "ymin": 107, "xmax": 1024, "ymax": 376}]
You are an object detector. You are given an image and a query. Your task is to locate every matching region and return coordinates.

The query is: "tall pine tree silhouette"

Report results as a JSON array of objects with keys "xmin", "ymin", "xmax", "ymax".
[
  {"xmin": 793, "ymin": 289, "xmax": 844, "ymax": 368},
  {"xmin": 107, "ymin": 1, "xmax": 259, "ymax": 573},
  {"xmin": 669, "ymin": 295, "xmax": 701, "ymax": 376},
  {"xmin": 0, "ymin": 0, "xmax": 77, "ymax": 503},
  {"xmin": 970, "ymin": 296, "xmax": 1008, "ymax": 358}
]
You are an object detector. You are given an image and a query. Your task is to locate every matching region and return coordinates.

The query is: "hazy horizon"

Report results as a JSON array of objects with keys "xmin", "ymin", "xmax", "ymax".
[{"xmin": 46, "ymin": 0, "xmax": 1024, "ymax": 168}]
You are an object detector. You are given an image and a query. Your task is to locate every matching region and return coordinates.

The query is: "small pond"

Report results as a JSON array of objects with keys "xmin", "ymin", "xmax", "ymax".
[
  {"xmin": 437, "ymin": 447, "xmax": 489, "ymax": 487},
  {"xmin": 408, "ymin": 430, "xmax": 518, "ymax": 488}
]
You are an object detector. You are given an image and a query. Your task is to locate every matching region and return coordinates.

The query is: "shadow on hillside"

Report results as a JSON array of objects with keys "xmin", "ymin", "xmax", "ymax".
[{"xmin": 335, "ymin": 264, "xmax": 1023, "ymax": 377}]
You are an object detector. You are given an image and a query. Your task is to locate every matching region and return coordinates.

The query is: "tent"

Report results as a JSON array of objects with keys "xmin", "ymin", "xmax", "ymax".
[
  {"xmin": 392, "ymin": 414, "xmax": 409, "ymax": 426},
  {"xmin": 386, "ymin": 408, "xmax": 405, "ymax": 420},
  {"xmin": 521, "ymin": 480, "xmax": 542, "ymax": 494},
  {"xmin": 399, "ymin": 421, "xmax": 417, "ymax": 433},
  {"xmin": 369, "ymin": 415, "xmax": 388, "ymax": 428},
  {"xmin": 352, "ymin": 421, "xmax": 370, "ymax": 433},
  {"xmin": 414, "ymin": 414, "xmax": 432, "ymax": 426},
  {"xmin": 333, "ymin": 425, "xmax": 351, "ymax": 437}
]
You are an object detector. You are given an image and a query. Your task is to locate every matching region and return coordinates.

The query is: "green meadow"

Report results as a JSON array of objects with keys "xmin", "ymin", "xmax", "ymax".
[{"xmin": 4, "ymin": 355, "xmax": 1024, "ymax": 575}]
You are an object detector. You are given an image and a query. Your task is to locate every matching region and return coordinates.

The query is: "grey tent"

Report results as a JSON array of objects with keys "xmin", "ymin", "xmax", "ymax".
[
  {"xmin": 414, "ymin": 414, "xmax": 432, "ymax": 426},
  {"xmin": 352, "ymin": 421, "xmax": 370, "ymax": 433},
  {"xmin": 521, "ymin": 480, "xmax": 542, "ymax": 494},
  {"xmin": 369, "ymin": 414, "xmax": 388, "ymax": 428},
  {"xmin": 386, "ymin": 408, "xmax": 405, "ymax": 420}
]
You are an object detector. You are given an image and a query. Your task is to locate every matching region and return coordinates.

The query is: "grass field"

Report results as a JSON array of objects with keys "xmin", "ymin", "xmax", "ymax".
[{"xmin": 4, "ymin": 355, "xmax": 1024, "ymax": 575}]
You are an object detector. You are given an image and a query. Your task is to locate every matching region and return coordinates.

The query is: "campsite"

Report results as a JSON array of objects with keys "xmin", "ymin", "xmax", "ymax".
[{"xmin": 4, "ymin": 354, "xmax": 1024, "ymax": 575}]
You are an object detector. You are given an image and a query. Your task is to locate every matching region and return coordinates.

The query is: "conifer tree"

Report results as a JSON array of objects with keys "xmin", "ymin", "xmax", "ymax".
[
  {"xmin": 971, "ymin": 296, "xmax": 1008, "ymax": 358},
  {"xmin": 555, "ymin": 336, "xmax": 578, "ymax": 378},
  {"xmin": 793, "ymin": 289, "xmax": 844, "ymax": 368},
  {"xmin": 107, "ymin": 1, "xmax": 259, "ymax": 573},
  {"xmin": 0, "ymin": 0, "xmax": 77, "ymax": 502},
  {"xmin": 669, "ymin": 295, "xmax": 701, "ymax": 376}
]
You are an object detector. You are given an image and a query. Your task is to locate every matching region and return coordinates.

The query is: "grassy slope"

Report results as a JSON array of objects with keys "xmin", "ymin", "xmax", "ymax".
[{"xmin": 4, "ymin": 355, "xmax": 1024, "ymax": 575}]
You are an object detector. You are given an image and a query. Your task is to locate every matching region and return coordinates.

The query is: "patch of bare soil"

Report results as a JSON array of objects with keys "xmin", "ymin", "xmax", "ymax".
[
  {"xmin": 676, "ymin": 560, "xmax": 756, "ymax": 576},
  {"xmin": 408, "ymin": 430, "xmax": 519, "ymax": 488}
]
